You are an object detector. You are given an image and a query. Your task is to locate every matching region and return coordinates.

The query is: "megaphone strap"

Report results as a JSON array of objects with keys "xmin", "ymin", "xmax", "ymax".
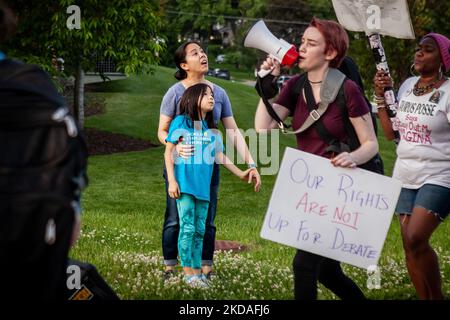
[{"xmin": 256, "ymin": 76, "xmax": 291, "ymax": 130}]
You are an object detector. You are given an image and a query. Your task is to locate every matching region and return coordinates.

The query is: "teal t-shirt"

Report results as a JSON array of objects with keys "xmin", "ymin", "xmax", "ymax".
[{"xmin": 166, "ymin": 115, "xmax": 223, "ymax": 201}]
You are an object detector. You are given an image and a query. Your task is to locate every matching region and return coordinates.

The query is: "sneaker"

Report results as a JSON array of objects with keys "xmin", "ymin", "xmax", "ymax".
[
  {"xmin": 184, "ymin": 275, "xmax": 209, "ymax": 289},
  {"xmin": 198, "ymin": 273, "xmax": 208, "ymax": 283},
  {"xmin": 193, "ymin": 273, "xmax": 208, "ymax": 286},
  {"xmin": 163, "ymin": 269, "xmax": 175, "ymax": 281}
]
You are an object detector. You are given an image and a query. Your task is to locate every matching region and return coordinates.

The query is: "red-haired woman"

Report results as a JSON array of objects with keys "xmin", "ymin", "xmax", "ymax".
[{"xmin": 254, "ymin": 17, "xmax": 379, "ymax": 299}]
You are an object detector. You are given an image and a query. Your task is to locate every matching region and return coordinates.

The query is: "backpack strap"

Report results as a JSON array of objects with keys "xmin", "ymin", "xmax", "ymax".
[
  {"xmin": 303, "ymin": 77, "xmax": 348, "ymax": 155},
  {"xmin": 254, "ymin": 68, "xmax": 346, "ymax": 134},
  {"xmin": 305, "ymin": 79, "xmax": 365, "ymax": 155},
  {"xmin": 320, "ymin": 68, "xmax": 347, "ymax": 105},
  {"xmin": 303, "ymin": 80, "xmax": 337, "ymax": 144},
  {"xmin": 334, "ymin": 82, "xmax": 361, "ymax": 151},
  {"xmin": 285, "ymin": 68, "xmax": 346, "ymax": 135}
]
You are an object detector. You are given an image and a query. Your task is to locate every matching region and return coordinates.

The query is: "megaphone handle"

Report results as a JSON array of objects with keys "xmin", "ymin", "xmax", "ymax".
[
  {"xmin": 257, "ymin": 67, "xmax": 274, "ymax": 78},
  {"xmin": 257, "ymin": 54, "xmax": 281, "ymax": 78}
]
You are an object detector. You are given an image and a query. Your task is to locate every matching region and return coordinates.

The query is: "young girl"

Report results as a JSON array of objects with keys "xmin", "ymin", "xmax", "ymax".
[
  {"xmin": 164, "ymin": 83, "xmax": 256, "ymax": 287},
  {"xmin": 158, "ymin": 41, "xmax": 260, "ymax": 281}
]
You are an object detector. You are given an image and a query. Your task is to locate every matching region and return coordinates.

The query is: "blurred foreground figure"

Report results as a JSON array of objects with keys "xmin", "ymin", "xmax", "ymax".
[{"xmin": 0, "ymin": 0, "xmax": 88, "ymax": 300}]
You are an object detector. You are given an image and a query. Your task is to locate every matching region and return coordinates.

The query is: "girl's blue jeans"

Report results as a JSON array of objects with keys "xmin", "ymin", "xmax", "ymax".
[
  {"xmin": 162, "ymin": 163, "xmax": 219, "ymax": 267},
  {"xmin": 176, "ymin": 193, "xmax": 209, "ymax": 269}
]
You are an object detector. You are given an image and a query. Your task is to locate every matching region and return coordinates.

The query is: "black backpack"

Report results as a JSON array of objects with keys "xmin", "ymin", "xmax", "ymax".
[
  {"xmin": 66, "ymin": 259, "xmax": 120, "ymax": 300},
  {"xmin": 0, "ymin": 59, "xmax": 88, "ymax": 299}
]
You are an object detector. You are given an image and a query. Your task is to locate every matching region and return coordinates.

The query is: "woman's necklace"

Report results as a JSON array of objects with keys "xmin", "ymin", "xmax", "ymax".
[
  {"xmin": 413, "ymin": 78, "xmax": 439, "ymax": 96},
  {"xmin": 308, "ymin": 79, "xmax": 322, "ymax": 84}
]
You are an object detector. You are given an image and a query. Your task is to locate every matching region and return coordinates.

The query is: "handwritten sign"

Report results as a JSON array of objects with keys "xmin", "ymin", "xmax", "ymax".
[{"xmin": 260, "ymin": 148, "xmax": 402, "ymax": 269}]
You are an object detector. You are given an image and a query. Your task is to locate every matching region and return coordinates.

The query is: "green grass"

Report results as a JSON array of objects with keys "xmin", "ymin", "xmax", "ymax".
[{"xmin": 74, "ymin": 66, "xmax": 450, "ymax": 300}]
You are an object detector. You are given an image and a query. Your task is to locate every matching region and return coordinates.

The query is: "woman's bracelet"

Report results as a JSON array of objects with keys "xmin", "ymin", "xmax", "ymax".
[
  {"xmin": 376, "ymin": 103, "xmax": 386, "ymax": 109},
  {"xmin": 373, "ymin": 93, "xmax": 385, "ymax": 104}
]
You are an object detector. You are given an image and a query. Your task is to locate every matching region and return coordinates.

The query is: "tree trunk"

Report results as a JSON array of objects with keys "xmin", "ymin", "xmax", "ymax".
[{"xmin": 74, "ymin": 64, "xmax": 85, "ymax": 127}]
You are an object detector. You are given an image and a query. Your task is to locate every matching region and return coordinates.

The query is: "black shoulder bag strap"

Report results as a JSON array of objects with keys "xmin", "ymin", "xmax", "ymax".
[{"xmin": 303, "ymin": 79, "xmax": 348, "ymax": 156}]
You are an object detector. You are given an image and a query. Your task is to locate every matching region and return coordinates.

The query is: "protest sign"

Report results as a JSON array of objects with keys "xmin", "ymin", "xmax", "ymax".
[
  {"xmin": 332, "ymin": 0, "xmax": 415, "ymax": 39},
  {"xmin": 260, "ymin": 147, "xmax": 402, "ymax": 269}
]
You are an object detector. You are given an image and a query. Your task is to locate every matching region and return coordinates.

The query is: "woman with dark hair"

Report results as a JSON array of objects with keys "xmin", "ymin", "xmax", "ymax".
[
  {"xmin": 164, "ymin": 83, "xmax": 257, "ymax": 287},
  {"xmin": 374, "ymin": 32, "xmax": 450, "ymax": 299},
  {"xmin": 158, "ymin": 41, "xmax": 261, "ymax": 280},
  {"xmin": 254, "ymin": 17, "xmax": 378, "ymax": 300}
]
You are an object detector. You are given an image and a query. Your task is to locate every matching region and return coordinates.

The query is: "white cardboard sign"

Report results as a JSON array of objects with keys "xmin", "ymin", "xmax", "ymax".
[
  {"xmin": 331, "ymin": 0, "xmax": 415, "ymax": 39},
  {"xmin": 260, "ymin": 147, "xmax": 402, "ymax": 269}
]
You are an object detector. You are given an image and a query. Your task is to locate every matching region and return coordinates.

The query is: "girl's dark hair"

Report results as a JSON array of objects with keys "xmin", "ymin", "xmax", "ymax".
[
  {"xmin": 173, "ymin": 41, "xmax": 202, "ymax": 80},
  {"xmin": 0, "ymin": 0, "xmax": 16, "ymax": 44},
  {"xmin": 179, "ymin": 83, "xmax": 216, "ymax": 129}
]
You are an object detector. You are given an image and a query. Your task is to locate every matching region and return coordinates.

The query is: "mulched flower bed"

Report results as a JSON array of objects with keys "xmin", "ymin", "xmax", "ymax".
[
  {"xmin": 215, "ymin": 240, "xmax": 247, "ymax": 252},
  {"xmin": 83, "ymin": 95, "xmax": 158, "ymax": 155},
  {"xmin": 85, "ymin": 128, "xmax": 158, "ymax": 156}
]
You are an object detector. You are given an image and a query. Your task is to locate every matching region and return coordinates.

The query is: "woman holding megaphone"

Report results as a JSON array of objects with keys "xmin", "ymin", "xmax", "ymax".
[
  {"xmin": 254, "ymin": 17, "xmax": 379, "ymax": 300},
  {"xmin": 158, "ymin": 41, "xmax": 261, "ymax": 282}
]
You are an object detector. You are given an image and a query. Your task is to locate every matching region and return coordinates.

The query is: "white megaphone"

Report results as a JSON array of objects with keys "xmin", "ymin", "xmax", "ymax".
[{"xmin": 244, "ymin": 20, "xmax": 299, "ymax": 77}]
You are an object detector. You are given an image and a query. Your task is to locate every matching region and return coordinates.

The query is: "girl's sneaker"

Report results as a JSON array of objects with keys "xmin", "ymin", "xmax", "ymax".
[
  {"xmin": 199, "ymin": 273, "xmax": 210, "ymax": 284},
  {"xmin": 184, "ymin": 275, "xmax": 209, "ymax": 289},
  {"xmin": 163, "ymin": 269, "xmax": 175, "ymax": 281}
]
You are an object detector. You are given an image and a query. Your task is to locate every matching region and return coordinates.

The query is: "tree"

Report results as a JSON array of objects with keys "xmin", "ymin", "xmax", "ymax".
[
  {"xmin": 275, "ymin": 0, "xmax": 449, "ymax": 93},
  {"xmin": 159, "ymin": 0, "xmax": 267, "ymax": 70},
  {"xmin": 160, "ymin": 0, "xmax": 240, "ymax": 64},
  {"xmin": 346, "ymin": 0, "xmax": 450, "ymax": 93},
  {"xmin": 6, "ymin": 0, "xmax": 165, "ymax": 127},
  {"xmin": 261, "ymin": 0, "xmax": 310, "ymax": 45}
]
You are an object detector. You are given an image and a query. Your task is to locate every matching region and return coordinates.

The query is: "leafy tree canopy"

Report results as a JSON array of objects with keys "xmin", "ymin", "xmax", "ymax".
[{"xmin": 6, "ymin": 0, "xmax": 165, "ymax": 76}]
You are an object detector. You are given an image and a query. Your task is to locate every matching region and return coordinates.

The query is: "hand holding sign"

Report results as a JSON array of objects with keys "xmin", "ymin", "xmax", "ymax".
[{"xmin": 260, "ymin": 148, "xmax": 402, "ymax": 269}]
